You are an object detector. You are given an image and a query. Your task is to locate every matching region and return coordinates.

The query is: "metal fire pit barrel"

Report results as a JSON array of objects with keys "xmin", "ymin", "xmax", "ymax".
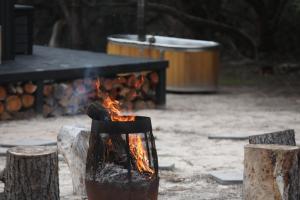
[
  {"xmin": 86, "ymin": 116, "xmax": 159, "ymax": 200},
  {"xmin": 107, "ymin": 34, "xmax": 220, "ymax": 93}
]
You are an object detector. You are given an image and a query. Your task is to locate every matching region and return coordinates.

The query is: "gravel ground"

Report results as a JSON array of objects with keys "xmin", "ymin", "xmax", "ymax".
[{"xmin": 0, "ymin": 85, "xmax": 300, "ymax": 199}]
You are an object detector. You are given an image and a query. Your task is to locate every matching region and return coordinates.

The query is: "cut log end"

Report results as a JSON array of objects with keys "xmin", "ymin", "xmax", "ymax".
[
  {"xmin": 21, "ymin": 94, "xmax": 35, "ymax": 108},
  {"xmin": 6, "ymin": 95, "xmax": 22, "ymax": 112},
  {"xmin": 0, "ymin": 86, "xmax": 7, "ymax": 100},
  {"xmin": 244, "ymin": 144, "xmax": 300, "ymax": 199},
  {"xmin": 4, "ymin": 146, "xmax": 59, "ymax": 200},
  {"xmin": 24, "ymin": 82, "xmax": 37, "ymax": 94}
]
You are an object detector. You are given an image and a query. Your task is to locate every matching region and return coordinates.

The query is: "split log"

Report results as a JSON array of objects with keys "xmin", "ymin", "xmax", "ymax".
[
  {"xmin": 0, "ymin": 102, "xmax": 4, "ymax": 114},
  {"xmin": 249, "ymin": 129, "xmax": 295, "ymax": 146},
  {"xmin": 15, "ymin": 85, "xmax": 23, "ymax": 95},
  {"xmin": 7, "ymin": 84, "xmax": 17, "ymax": 94},
  {"xmin": 75, "ymin": 84, "xmax": 86, "ymax": 95},
  {"xmin": 3, "ymin": 146, "xmax": 59, "ymax": 200},
  {"xmin": 103, "ymin": 79, "xmax": 113, "ymax": 91},
  {"xmin": 54, "ymin": 83, "xmax": 73, "ymax": 99},
  {"xmin": 23, "ymin": 82, "xmax": 37, "ymax": 94},
  {"xmin": 43, "ymin": 84, "xmax": 54, "ymax": 97},
  {"xmin": 115, "ymin": 76, "xmax": 127, "ymax": 85},
  {"xmin": 0, "ymin": 86, "xmax": 7, "ymax": 100},
  {"xmin": 126, "ymin": 89, "xmax": 137, "ymax": 101},
  {"xmin": 73, "ymin": 79, "xmax": 86, "ymax": 95},
  {"xmin": 243, "ymin": 144, "xmax": 300, "ymax": 199},
  {"xmin": 21, "ymin": 94, "xmax": 35, "ymax": 108},
  {"xmin": 58, "ymin": 126, "xmax": 90, "ymax": 196},
  {"xmin": 127, "ymin": 74, "xmax": 137, "ymax": 87},
  {"xmin": 5, "ymin": 96, "xmax": 22, "ymax": 112},
  {"xmin": 141, "ymin": 79, "xmax": 150, "ymax": 94},
  {"xmin": 149, "ymin": 72, "xmax": 159, "ymax": 85},
  {"xmin": 119, "ymin": 87, "xmax": 130, "ymax": 97}
]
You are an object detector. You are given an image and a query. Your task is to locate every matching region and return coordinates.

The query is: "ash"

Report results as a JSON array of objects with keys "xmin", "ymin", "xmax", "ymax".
[{"xmin": 86, "ymin": 163, "xmax": 154, "ymax": 188}]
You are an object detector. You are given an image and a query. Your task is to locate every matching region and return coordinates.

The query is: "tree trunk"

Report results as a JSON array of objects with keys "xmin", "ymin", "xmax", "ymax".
[
  {"xmin": 243, "ymin": 144, "xmax": 300, "ymax": 199},
  {"xmin": 3, "ymin": 146, "xmax": 59, "ymax": 200},
  {"xmin": 249, "ymin": 129, "xmax": 295, "ymax": 146}
]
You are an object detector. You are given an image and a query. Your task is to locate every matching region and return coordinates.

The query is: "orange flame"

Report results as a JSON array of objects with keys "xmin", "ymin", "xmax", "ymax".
[
  {"xmin": 96, "ymin": 77, "xmax": 154, "ymax": 175},
  {"xmin": 129, "ymin": 135, "xmax": 154, "ymax": 174}
]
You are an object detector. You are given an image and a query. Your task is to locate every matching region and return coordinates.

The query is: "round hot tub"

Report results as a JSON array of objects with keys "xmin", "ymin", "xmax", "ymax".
[{"xmin": 107, "ymin": 34, "xmax": 220, "ymax": 93}]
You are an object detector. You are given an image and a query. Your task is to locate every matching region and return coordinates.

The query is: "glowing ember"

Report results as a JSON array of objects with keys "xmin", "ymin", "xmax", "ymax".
[{"xmin": 95, "ymin": 78, "xmax": 154, "ymax": 175}]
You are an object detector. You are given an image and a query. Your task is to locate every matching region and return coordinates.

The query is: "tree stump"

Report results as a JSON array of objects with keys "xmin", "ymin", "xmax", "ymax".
[
  {"xmin": 57, "ymin": 126, "xmax": 90, "ymax": 196},
  {"xmin": 243, "ymin": 144, "xmax": 300, "ymax": 200},
  {"xmin": 249, "ymin": 129, "xmax": 295, "ymax": 146},
  {"xmin": 3, "ymin": 146, "xmax": 59, "ymax": 200}
]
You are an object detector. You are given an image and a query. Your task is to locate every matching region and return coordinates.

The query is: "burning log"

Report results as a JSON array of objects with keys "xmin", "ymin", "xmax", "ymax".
[
  {"xmin": 243, "ymin": 144, "xmax": 300, "ymax": 199},
  {"xmin": 23, "ymin": 82, "xmax": 37, "ymax": 94},
  {"xmin": 86, "ymin": 102, "xmax": 128, "ymax": 170},
  {"xmin": 21, "ymin": 94, "xmax": 35, "ymax": 108},
  {"xmin": 0, "ymin": 86, "xmax": 7, "ymax": 100},
  {"xmin": 87, "ymin": 102, "xmax": 110, "ymax": 121},
  {"xmin": 5, "ymin": 95, "xmax": 22, "ymax": 112},
  {"xmin": 3, "ymin": 146, "xmax": 59, "ymax": 200}
]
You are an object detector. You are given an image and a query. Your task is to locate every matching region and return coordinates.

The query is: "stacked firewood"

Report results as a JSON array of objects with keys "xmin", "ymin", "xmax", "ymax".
[
  {"xmin": 43, "ymin": 71, "xmax": 159, "ymax": 117},
  {"xmin": 43, "ymin": 79, "xmax": 94, "ymax": 117},
  {"xmin": 0, "ymin": 82, "xmax": 37, "ymax": 120},
  {"xmin": 98, "ymin": 72, "xmax": 159, "ymax": 110}
]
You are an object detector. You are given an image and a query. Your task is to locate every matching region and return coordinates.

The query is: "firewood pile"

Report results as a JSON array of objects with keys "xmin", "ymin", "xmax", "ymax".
[
  {"xmin": 0, "ymin": 71, "xmax": 159, "ymax": 120},
  {"xmin": 43, "ymin": 72, "xmax": 159, "ymax": 117},
  {"xmin": 0, "ymin": 82, "xmax": 37, "ymax": 120}
]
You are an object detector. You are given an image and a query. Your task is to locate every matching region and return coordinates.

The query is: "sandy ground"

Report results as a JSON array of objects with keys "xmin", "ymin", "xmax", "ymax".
[{"xmin": 0, "ymin": 84, "xmax": 299, "ymax": 199}]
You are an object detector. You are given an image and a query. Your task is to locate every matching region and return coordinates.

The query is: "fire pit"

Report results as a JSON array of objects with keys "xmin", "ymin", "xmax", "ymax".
[
  {"xmin": 86, "ymin": 116, "xmax": 159, "ymax": 200},
  {"xmin": 85, "ymin": 80, "xmax": 159, "ymax": 200}
]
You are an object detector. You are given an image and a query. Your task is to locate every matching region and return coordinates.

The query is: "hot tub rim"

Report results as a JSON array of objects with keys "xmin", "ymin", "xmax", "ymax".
[{"xmin": 107, "ymin": 34, "xmax": 220, "ymax": 53}]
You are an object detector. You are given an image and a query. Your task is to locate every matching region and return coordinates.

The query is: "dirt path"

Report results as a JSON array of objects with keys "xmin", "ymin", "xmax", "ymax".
[{"xmin": 0, "ymin": 86, "xmax": 299, "ymax": 199}]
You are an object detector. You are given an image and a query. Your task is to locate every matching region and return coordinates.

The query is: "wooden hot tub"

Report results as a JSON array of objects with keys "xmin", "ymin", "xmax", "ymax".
[{"xmin": 107, "ymin": 34, "xmax": 220, "ymax": 92}]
